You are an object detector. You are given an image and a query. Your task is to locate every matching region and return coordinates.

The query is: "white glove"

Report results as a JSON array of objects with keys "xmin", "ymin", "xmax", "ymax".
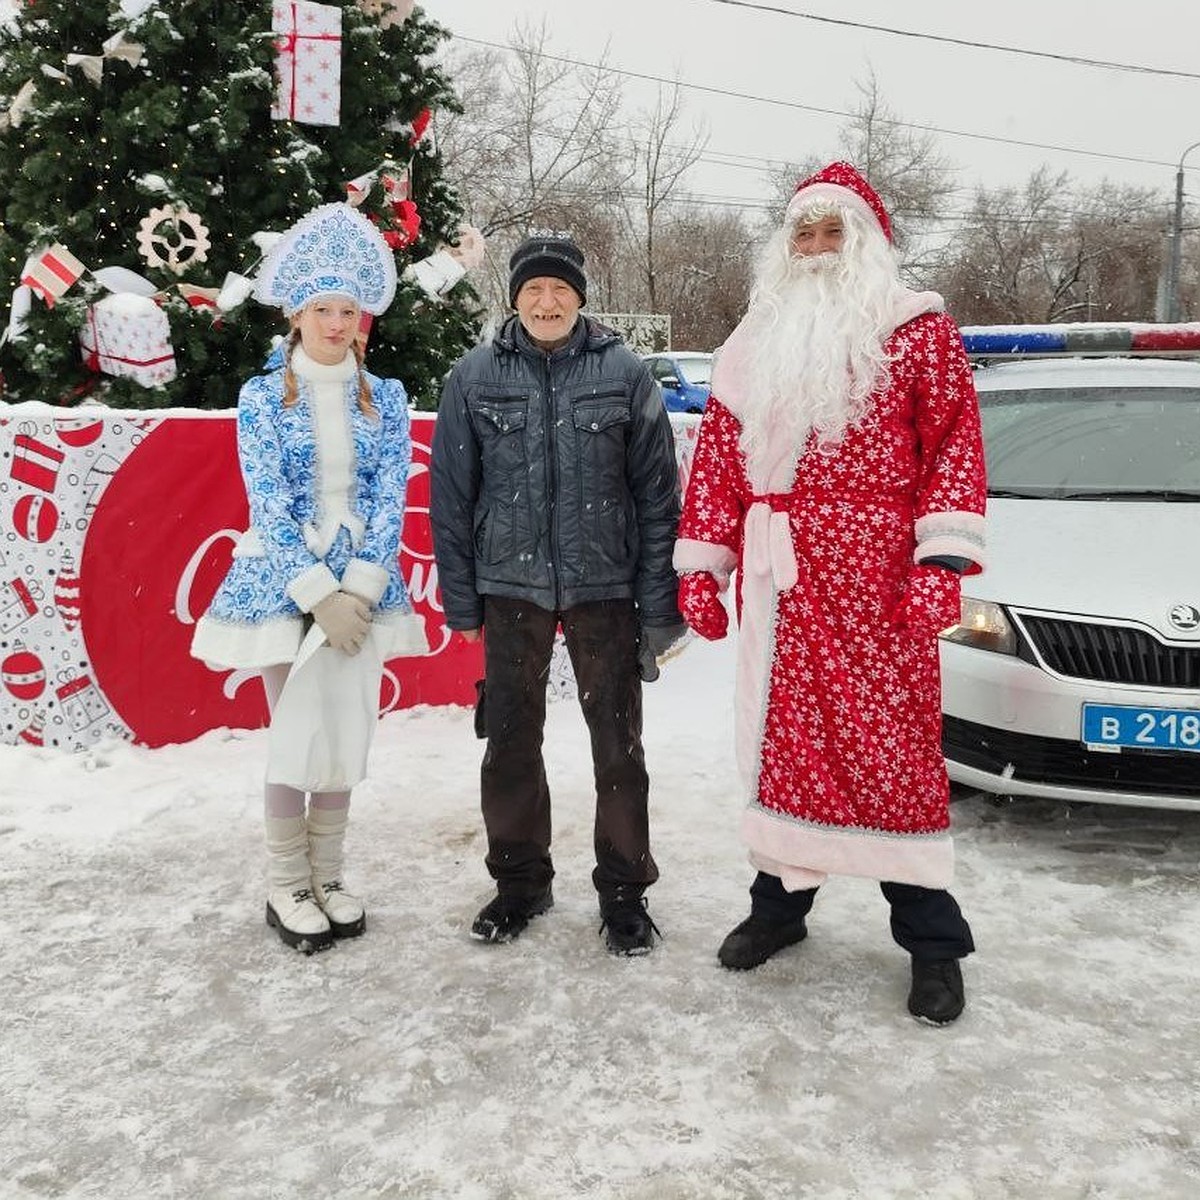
[{"xmin": 311, "ymin": 592, "xmax": 371, "ymax": 655}]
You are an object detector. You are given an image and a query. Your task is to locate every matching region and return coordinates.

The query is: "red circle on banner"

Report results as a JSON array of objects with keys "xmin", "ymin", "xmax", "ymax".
[
  {"xmin": 80, "ymin": 418, "xmax": 257, "ymax": 747},
  {"xmin": 12, "ymin": 493, "xmax": 59, "ymax": 543},
  {"xmin": 80, "ymin": 414, "xmax": 481, "ymax": 748}
]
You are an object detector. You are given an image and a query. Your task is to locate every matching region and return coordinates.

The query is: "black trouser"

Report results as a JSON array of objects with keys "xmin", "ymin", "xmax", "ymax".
[
  {"xmin": 749, "ymin": 871, "xmax": 975, "ymax": 960},
  {"xmin": 480, "ymin": 595, "xmax": 658, "ymax": 902}
]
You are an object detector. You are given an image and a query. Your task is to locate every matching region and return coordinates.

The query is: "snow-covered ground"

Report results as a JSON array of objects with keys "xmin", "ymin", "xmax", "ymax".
[{"xmin": 4, "ymin": 630, "xmax": 1200, "ymax": 1199}]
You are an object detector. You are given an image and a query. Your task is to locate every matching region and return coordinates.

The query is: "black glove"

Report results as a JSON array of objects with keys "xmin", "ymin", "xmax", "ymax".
[{"xmin": 637, "ymin": 621, "xmax": 687, "ymax": 683}]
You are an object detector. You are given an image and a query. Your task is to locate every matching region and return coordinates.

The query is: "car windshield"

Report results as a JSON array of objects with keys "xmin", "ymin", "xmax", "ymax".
[
  {"xmin": 674, "ymin": 356, "xmax": 712, "ymax": 386},
  {"xmin": 978, "ymin": 386, "xmax": 1200, "ymax": 498}
]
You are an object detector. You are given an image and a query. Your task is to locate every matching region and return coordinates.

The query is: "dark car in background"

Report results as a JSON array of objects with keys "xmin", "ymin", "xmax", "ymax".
[{"xmin": 644, "ymin": 352, "xmax": 712, "ymax": 414}]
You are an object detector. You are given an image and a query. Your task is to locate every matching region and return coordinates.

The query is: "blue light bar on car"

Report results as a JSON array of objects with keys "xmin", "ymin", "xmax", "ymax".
[
  {"xmin": 960, "ymin": 329, "xmax": 1067, "ymax": 355},
  {"xmin": 960, "ymin": 323, "xmax": 1200, "ymax": 358}
]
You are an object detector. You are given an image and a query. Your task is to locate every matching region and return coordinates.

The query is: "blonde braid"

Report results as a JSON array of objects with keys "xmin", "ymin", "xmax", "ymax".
[
  {"xmin": 281, "ymin": 328, "xmax": 302, "ymax": 408},
  {"xmin": 351, "ymin": 339, "xmax": 378, "ymax": 420}
]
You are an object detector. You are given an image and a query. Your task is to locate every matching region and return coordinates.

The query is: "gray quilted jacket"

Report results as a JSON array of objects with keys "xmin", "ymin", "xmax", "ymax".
[{"xmin": 430, "ymin": 315, "xmax": 681, "ymax": 629}]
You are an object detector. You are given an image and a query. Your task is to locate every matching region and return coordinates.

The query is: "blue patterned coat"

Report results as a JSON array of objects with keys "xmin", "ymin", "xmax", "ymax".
[{"xmin": 192, "ymin": 360, "xmax": 423, "ymax": 669}]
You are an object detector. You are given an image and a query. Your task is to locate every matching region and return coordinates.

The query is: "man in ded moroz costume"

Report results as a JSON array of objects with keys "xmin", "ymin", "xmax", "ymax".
[
  {"xmin": 675, "ymin": 163, "xmax": 987, "ymax": 1024},
  {"xmin": 193, "ymin": 203, "xmax": 425, "ymax": 954}
]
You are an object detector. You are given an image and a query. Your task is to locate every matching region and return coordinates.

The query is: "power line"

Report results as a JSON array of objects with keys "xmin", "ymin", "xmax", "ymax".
[
  {"xmin": 703, "ymin": 0, "xmax": 1200, "ymax": 81},
  {"xmin": 453, "ymin": 35, "xmax": 1187, "ymax": 174},
  {"xmin": 517, "ymin": 181, "xmax": 1181, "ymax": 232}
]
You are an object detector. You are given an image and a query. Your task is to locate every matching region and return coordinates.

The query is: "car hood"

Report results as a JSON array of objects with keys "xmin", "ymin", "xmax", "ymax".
[{"xmin": 969, "ymin": 498, "xmax": 1200, "ymax": 641}]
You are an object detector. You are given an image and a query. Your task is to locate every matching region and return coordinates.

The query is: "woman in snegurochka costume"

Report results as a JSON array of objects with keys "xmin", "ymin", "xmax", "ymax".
[{"xmin": 192, "ymin": 202, "xmax": 426, "ymax": 954}]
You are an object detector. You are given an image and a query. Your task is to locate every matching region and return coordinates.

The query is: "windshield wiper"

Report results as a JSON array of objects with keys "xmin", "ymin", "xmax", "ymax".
[
  {"xmin": 986, "ymin": 487, "xmax": 1046, "ymax": 498},
  {"xmin": 1051, "ymin": 489, "xmax": 1200, "ymax": 501}
]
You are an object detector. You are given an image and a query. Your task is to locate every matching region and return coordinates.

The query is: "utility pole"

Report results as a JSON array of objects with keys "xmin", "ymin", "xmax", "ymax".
[{"xmin": 1167, "ymin": 141, "xmax": 1200, "ymax": 322}]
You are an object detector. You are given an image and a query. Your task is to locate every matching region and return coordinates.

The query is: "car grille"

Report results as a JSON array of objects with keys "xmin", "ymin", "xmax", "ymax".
[
  {"xmin": 1018, "ymin": 614, "xmax": 1200, "ymax": 687},
  {"xmin": 943, "ymin": 716, "xmax": 1200, "ymax": 798}
]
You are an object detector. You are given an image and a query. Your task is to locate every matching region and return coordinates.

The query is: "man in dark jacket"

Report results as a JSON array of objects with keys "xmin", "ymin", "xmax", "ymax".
[{"xmin": 431, "ymin": 233, "xmax": 684, "ymax": 955}]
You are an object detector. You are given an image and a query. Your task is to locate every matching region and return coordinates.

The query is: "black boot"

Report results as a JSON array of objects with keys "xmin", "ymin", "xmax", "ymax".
[
  {"xmin": 599, "ymin": 895, "xmax": 660, "ymax": 956},
  {"xmin": 717, "ymin": 913, "xmax": 808, "ymax": 970},
  {"xmin": 907, "ymin": 957, "xmax": 965, "ymax": 1025},
  {"xmin": 470, "ymin": 887, "xmax": 554, "ymax": 943}
]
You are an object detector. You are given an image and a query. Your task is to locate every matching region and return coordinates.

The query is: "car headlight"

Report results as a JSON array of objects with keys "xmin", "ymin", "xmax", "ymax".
[{"xmin": 939, "ymin": 596, "xmax": 1018, "ymax": 655}]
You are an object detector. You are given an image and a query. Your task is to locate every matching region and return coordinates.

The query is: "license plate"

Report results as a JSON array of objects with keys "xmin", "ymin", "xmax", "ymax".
[{"xmin": 1082, "ymin": 704, "xmax": 1200, "ymax": 753}]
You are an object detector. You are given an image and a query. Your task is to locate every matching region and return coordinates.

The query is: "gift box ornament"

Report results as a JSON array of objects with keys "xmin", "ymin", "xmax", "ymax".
[
  {"xmin": 271, "ymin": 1, "xmax": 343, "ymax": 127},
  {"xmin": 79, "ymin": 293, "xmax": 177, "ymax": 387}
]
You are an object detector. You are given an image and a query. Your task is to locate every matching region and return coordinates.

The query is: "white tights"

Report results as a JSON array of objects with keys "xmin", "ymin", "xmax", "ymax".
[{"xmin": 260, "ymin": 663, "xmax": 351, "ymax": 820}]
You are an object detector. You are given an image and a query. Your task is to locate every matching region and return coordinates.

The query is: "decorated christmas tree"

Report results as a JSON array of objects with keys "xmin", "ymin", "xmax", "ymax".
[{"xmin": 0, "ymin": 0, "xmax": 481, "ymax": 409}]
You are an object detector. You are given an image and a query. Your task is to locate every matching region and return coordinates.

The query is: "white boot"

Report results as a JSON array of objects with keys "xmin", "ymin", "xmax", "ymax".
[
  {"xmin": 265, "ymin": 815, "xmax": 334, "ymax": 954},
  {"xmin": 307, "ymin": 808, "xmax": 366, "ymax": 938}
]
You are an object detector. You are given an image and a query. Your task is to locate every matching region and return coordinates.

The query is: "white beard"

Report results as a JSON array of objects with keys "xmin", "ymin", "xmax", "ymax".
[{"xmin": 737, "ymin": 215, "xmax": 902, "ymax": 468}]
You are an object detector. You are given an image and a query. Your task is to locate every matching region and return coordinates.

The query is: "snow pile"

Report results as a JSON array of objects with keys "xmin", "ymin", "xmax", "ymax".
[{"xmin": 3, "ymin": 631, "xmax": 1199, "ymax": 1197}]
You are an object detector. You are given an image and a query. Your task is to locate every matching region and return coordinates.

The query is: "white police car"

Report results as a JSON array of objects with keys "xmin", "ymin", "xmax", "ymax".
[{"xmin": 940, "ymin": 323, "xmax": 1200, "ymax": 812}]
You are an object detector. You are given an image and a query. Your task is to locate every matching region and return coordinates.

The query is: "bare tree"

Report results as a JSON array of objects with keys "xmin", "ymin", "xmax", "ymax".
[
  {"xmin": 932, "ymin": 169, "xmax": 1169, "ymax": 323},
  {"xmin": 765, "ymin": 72, "xmax": 955, "ymax": 261},
  {"xmin": 650, "ymin": 207, "xmax": 758, "ymax": 349},
  {"xmin": 626, "ymin": 83, "xmax": 708, "ymax": 313},
  {"xmin": 436, "ymin": 22, "xmax": 629, "ymax": 316}
]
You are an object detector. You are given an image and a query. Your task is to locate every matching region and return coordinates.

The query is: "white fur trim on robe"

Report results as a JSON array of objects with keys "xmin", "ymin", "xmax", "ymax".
[
  {"xmin": 191, "ymin": 607, "xmax": 429, "ymax": 670},
  {"xmin": 744, "ymin": 808, "xmax": 956, "ymax": 890}
]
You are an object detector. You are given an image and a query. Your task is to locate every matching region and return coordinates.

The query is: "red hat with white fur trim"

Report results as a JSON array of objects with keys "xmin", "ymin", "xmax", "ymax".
[{"xmin": 785, "ymin": 161, "xmax": 893, "ymax": 244}]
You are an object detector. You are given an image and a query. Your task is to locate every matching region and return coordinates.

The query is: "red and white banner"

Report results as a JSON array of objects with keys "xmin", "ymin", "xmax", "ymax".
[{"xmin": 0, "ymin": 406, "xmax": 700, "ymax": 752}]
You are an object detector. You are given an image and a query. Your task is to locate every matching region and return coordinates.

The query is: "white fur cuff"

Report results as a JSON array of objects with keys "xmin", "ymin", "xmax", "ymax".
[
  {"xmin": 673, "ymin": 538, "xmax": 736, "ymax": 588},
  {"xmin": 286, "ymin": 563, "xmax": 340, "ymax": 613},
  {"xmin": 914, "ymin": 511, "xmax": 985, "ymax": 570},
  {"xmin": 340, "ymin": 558, "xmax": 389, "ymax": 606}
]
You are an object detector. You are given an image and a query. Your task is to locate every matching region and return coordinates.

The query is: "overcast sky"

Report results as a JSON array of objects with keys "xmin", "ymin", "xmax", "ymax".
[
  {"xmin": 421, "ymin": 0, "xmax": 1200, "ymax": 222},
  {"xmin": 3, "ymin": 1, "xmax": 1196, "ymax": 221}
]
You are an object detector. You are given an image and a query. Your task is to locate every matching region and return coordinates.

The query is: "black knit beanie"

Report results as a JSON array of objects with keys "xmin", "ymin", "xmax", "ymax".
[{"xmin": 507, "ymin": 234, "xmax": 587, "ymax": 307}]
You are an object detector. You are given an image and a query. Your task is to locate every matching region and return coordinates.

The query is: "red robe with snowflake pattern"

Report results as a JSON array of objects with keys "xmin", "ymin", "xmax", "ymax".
[{"xmin": 675, "ymin": 309, "xmax": 986, "ymax": 889}]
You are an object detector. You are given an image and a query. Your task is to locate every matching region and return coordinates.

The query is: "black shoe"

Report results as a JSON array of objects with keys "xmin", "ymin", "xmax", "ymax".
[
  {"xmin": 717, "ymin": 913, "xmax": 807, "ymax": 970},
  {"xmin": 470, "ymin": 887, "xmax": 554, "ymax": 943},
  {"xmin": 907, "ymin": 957, "xmax": 965, "ymax": 1025},
  {"xmin": 599, "ymin": 896, "xmax": 660, "ymax": 956}
]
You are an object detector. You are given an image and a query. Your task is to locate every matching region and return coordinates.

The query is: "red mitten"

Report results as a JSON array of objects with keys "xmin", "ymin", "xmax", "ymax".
[
  {"xmin": 678, "ymin": 572, "xmax": 729, "ymax": 641},
  {"xmin": 893, "ymin": 565, "xmax": 962, "ymax": 639}
]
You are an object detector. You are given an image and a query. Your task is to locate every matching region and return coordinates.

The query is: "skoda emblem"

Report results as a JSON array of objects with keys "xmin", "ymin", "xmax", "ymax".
[{"xmin": 1168, "ymin": 603, "xmax": 1200, "ymax": 632}]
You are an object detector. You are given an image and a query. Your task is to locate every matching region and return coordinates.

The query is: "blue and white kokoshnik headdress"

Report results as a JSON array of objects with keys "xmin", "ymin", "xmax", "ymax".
[{"xmin": 254, "ymin": 202, "xmax": 397, "ymax": 316}]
